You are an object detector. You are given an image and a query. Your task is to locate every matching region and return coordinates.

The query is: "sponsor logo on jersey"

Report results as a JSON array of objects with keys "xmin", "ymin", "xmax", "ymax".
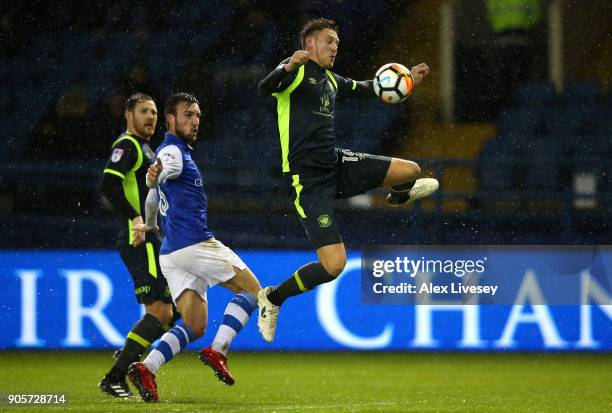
[
  {"xmin": 308, "ymin": 77, "xmax": 317, "ymax": 85},
  {"xmin": 340, "ymin": 149, "xmax": 364, "ymax": 163},
  {"xmin": 134, "ymin": 285, "xmax": 151, "ymax": 295}
]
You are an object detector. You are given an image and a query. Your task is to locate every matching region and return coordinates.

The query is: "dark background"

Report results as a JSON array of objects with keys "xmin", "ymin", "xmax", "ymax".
[{"xmin": 1, "ymin": 0, "xmax": 610, "ymax": 250}]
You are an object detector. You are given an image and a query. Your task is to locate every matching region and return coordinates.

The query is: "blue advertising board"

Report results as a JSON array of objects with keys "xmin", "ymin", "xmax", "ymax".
[{"xmin": 0, "ymin": 248, "xmax": 610, "ymax": 351}]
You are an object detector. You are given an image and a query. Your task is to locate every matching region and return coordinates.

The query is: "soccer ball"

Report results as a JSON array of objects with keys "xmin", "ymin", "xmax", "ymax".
[{"xmin": 373, "ymin": 63, "xmax": 414, "ymax": 104}]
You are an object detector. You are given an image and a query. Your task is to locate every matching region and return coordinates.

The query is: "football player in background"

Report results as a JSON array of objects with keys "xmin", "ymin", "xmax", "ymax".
[{"xmin": 99, "ymin": 93, "xmax": 178, "ymax": 398}]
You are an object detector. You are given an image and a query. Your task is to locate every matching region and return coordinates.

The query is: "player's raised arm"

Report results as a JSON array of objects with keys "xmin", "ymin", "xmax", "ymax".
[
  {"xmin": 146, "ymin": 158, "xmax": 163, "ymax": 188},
  {"xmin": 257, "ymin": 51, "xmax": 308, "ymax": 96},
  {"xmin": 338, "ymin": 76, "xmax": 377, "ymax": 100},
  {"xmin": 336, "ymin": 63, "xmax": 429, "ymax": 102},
  {"xmin": 146, "ymin": 146, "xmax": 183, "ymax": 188},
  {"xmin": 285, "ymin": 50, "xmax": 310, "ymax": 72}
]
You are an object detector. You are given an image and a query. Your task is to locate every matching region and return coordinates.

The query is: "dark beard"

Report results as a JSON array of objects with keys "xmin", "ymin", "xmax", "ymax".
[{"xmin": 176, "ymin": 129, "xmax": 196, "ymax": 145}]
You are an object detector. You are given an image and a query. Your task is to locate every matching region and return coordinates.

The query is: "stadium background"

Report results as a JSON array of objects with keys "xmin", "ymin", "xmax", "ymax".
[
  {"xmin": 0, "ymin": 0, "xmax": 611, "ymax": 249},
  {"xmin": 1, "ymin": 0, "xmax": 611, "ymax": 411}
]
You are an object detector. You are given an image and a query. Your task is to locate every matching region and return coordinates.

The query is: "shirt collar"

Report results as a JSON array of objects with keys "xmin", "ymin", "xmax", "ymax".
[
  {"xmin": 125, "ymin": 130, "xmax": 146, "ymax": 142},
  {"xmin": 164, "ymin": 132, "xmax": 193, "ymax": 151}
]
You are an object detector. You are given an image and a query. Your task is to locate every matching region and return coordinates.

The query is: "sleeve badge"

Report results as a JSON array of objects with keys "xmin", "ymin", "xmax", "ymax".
[{"xmin": 111, "ymin": 148, "xmax": 124, "ymax": 163}]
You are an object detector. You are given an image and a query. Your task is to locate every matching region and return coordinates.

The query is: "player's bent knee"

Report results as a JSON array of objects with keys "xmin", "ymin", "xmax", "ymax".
[
  {"xmin": 321, "ymin": 257, "xmax": 346, "ymax": 277},
  {"xmin": 410, "ymin": 161, "xmax": 421, "ymax": 178},
  {"xmin": 401, "ymin": 160, "xmax": 420, "ymax": 180},
  {"xmin": 386, "ymin": 159, "xmax": 421, "ymax": 187}
]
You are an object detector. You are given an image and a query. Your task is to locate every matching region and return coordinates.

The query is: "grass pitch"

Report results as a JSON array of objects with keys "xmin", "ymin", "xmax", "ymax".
[{"xmin": 0, "ymin": 351, "xmax": 610, "ymax": 412}]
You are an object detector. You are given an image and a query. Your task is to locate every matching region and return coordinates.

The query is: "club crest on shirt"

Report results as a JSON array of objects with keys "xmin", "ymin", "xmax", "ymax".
[
  {"xmin": 111, "ymin": 148, "xmax": 124, "ymax": 162},
  {"xmin": 318, "ymin": 214, "xmax": 332, "ymax": 228},
  {"xmin": 313, "ymin": 92, "xmax": 334, "ymax": 118},
  {"xmin": 320, "ymin": 94, "xmax": 330, "ymax": 113}
]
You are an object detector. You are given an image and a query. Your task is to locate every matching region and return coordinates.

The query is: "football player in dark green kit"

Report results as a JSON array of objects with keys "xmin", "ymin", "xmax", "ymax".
[
  {"xmin": 256, "ymin": 18, "xmax": 437, "ymax": 342},
  {"xmin": 98, "ymin": 93, "xmax": 178, "ymax": 397}
]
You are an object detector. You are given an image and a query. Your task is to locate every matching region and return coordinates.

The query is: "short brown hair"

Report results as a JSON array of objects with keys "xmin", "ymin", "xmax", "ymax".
[
  {"xmin": 125, "ymin": 93, "xmax": 154, "ymax": 112},
  {"xmin": 164, "ymin": 92, "xmax": 200, "ymax": 117},
  {"xmin": 300, "ymin": 18, "xmax": 338, "ymax": 48}
]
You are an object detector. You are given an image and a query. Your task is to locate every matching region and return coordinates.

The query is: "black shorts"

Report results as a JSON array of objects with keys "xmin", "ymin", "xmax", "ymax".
[
  {"xmin": 287, "ymin": 148, "xmax": 392, "ymax": 249},
  {"xmin": 119, "ymin": 240, "xmax": 173, "ymax": 305}
]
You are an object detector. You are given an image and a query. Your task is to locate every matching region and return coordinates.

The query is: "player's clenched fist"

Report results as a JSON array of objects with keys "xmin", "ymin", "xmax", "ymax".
[
  {"xmin": 146, "ymin": 157, "xmax": 163, "ymax": 188},
  {"xmin": 410, "ymin": 63, "xmax": 430, "ymax": 86},
  {"xmin": 285, "ymin": 50, "xmax": 310, "ymax": 72}
]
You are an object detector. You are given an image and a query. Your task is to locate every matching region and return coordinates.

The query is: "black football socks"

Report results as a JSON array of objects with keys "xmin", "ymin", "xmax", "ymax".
[
  {"xmin": 107, "ymin": 313, "xmax": 168, "ymax": 379},
  {"xmin": 388, "ymin": 181, "xmax": 416, "ymax": 204},
  {"xmin": 267, "ymin": 262, "xmax": 336, "ymax": 306}
]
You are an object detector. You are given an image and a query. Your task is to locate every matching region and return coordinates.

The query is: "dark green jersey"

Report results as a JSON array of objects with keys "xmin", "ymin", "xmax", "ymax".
[
  {"xmin": 259, "ymin": 59, "xmax": 375, "ymax": 174},
  {"xmin": 101, "ymin": 132, "xmax": 156, "ymax": 246}
]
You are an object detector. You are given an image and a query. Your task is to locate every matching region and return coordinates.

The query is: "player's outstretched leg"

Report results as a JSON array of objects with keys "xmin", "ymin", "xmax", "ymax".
[{"xmin": 199, "ymin": 291, "xmax": 257, "ymax": 385}]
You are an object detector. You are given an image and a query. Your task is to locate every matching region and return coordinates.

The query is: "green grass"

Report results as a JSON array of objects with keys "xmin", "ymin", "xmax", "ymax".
[{"xmin": 0, "ymin": 352, "xmax": 610, "ymax": 412}]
